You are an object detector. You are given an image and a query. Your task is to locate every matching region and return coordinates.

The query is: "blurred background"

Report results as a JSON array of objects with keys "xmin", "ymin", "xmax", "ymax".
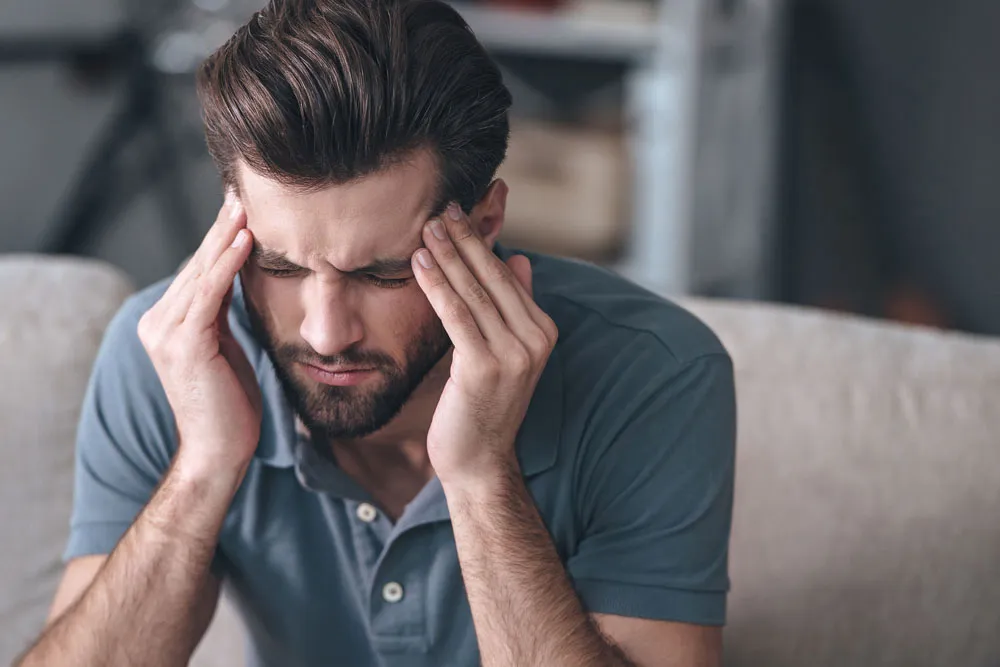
[{"xmin": 1, "ymin": 0, "xmax": 998, "ymax": 334}]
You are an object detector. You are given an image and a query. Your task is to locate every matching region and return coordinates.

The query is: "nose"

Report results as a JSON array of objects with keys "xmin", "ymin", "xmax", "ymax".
[{"xmin": 299, "ymin": 279, "xmax": 364, "ymax": 358}]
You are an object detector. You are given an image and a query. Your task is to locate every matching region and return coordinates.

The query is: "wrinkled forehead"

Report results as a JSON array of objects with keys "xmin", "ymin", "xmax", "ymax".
[{"xmin": 234, "ymin": 151, "xmax": 440, "ymax": 269}]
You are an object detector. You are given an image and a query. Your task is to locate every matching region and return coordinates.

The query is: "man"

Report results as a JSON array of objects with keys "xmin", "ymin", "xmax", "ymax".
[{"xmin": 17, "ymin": 1, "xmax": 736, "ymax": 665}]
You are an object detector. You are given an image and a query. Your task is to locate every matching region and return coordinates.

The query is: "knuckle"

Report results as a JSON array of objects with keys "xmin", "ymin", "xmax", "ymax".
[
  {"xmin": 196, "ymin": 279, "xmax": 214, "ymax": 301},
  {"xmin": 180, "ymin": 261, "xmax": 204, "ymax": 284},
  {"xmin": 443, "ymin": 299, "xmax": 469, "ymax": 325},
  {"xmin": 137, "ymin": 313, "xmax": 153, "ymax": 341},
  {"xmin": 163, "ymin": 336, "xmax": 185, "ymax": 362},
  {"xmin": 472, "ymin": 356, "xmax": 501, "ymax": 384},
  {"xmin": 540, "ymin": 316, "xmax": 559, "ymax": 344},
  {"xmin": 527, "ymin": 329, "xmax": 552, "ymax": 356},
  {"xmin": 176, "ymin": 255, "xmax": 195, "ymax": 273},
  {"xmin": 137, "ymin": 312, "xmax": 164, "ymax": 348},
  {"xmin": 437, "ymin": 243, "xmax": 459, "ymax": 263},
  {"xmin": 466, "ymin": 280, "xmax": 492, "ymax": 307},
  {"xmin": 425, "ymin": 270, "xmax": 449, "ymax": 289},
  {"xmin": 485, "ymin": 260, "xmax": 510, "ymax": 284},
  {"xmin": 505, "ymin": 345, "xmax": 532, "ymax": 373},
  {"xmin": 449, "ymin": 220, "xmax": 474, "ymax": 243}
]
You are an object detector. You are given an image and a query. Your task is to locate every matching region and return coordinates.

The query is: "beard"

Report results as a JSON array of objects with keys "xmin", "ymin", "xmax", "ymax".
[{"xmin": 242, "ymin": 288, "xmax": 452, "ymax": 442}]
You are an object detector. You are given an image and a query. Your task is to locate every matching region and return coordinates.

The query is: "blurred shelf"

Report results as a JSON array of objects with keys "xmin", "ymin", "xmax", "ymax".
[
  {"xmin": 455, "ymin": 1, "xmax": 704, "ymax": 295},
  {"xmin": 454, "ymin": 1, "xmax": 781, "ymax": 298},
  {"xmin": 454, "ymin": 4, "xmax": 663, "ymax": 62}
]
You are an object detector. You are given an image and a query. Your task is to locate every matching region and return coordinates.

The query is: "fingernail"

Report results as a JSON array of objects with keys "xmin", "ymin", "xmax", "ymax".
[
  {"xmin": 231, "ymin": 229, "xmax": 247, "ymax": 248},
  {"xmin": 446, "ymin": 202, "xmax": 463, "ymax": 221},
  {"xmin": 428, "ymin": 219, "xmax": 447, "ymax": 240},
  {"xmin": 416, "ymin": 249, "xmax": 435, "ymax": 269}
]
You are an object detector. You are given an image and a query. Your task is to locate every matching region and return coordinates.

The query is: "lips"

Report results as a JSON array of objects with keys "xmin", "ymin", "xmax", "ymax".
[
  {"xmin": 307, "ymin": 364, "xmax": 370, "ymax": 374},
  {"xmin": 300, "ymin": 362, "xmax": 376, "ymax": 387}
]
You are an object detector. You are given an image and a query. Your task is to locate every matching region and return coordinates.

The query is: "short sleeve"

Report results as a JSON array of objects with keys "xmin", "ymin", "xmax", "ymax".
[
  {"xmin": 63, "ymin": 293, "xmax": 178, "ymax": 562},
  {"xmin": 567, "ymin": 353, "xmax": 736, "ymax": 627}
]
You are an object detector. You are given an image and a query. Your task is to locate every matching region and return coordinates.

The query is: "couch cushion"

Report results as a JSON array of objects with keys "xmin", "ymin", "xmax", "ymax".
[
  {"xmin": 0, "ymin": 256, "xmax": 132, "ymax": 663},
  {"xmin": 5, "ymin": 264, "xmax": 997, "ymax": 666},
  {"xmin": 681, "ymin": 298, "xmax": 1000, "ymax": 667}
]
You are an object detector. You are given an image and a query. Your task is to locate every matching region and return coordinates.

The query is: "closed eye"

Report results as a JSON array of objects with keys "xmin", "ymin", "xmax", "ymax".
[
  {"xmin": 363, "ymin": 274, "xmax": 411, "ymax": 289},
  {"xmin": 259, "ymin": 265, "xmax": 305, "ymax": 278}
]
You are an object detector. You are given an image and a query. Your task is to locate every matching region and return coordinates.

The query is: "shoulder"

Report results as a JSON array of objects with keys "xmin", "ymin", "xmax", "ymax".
[
  {"xmin": 525, "ymin": 250, "xmax": 729, "ymax": 372},
  {"xmin": 518, "ymin": 255, "xmax": 736, "ymax": 604},
  {"xmin": 77, "ymin": 277, "xmax": 178, "ymax": 477},
  {"xmin": 518, "ymin": 250, "xmax": 734, "ymax": 460},
  {"xmin": 104, "ymin": 276, "xmax": 173, "ymax": 341},
  {"xmin": 92, "ymin": 276, "xmax": 173, "ymax": 378}
]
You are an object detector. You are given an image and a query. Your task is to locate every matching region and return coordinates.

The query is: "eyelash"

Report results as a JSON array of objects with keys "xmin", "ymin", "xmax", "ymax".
[
  {"xmin": 259, "ymin": 267, "xmax": 302, "ymax": 278},
  {"xmin": 259, "ymin": 266, "xmax": 410, "ymax": 289},
  {"xmin": 364, "ymin": 276, "xmax": 411, "ymax": 289}
]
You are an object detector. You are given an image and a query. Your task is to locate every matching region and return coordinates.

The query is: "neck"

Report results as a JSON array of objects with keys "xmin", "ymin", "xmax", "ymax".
[
  {"xmin": 300, "ymin": 350, "xmax": 452, "ymax": 518},
  {"xmin": 351, "ymin": 348, "xmax": 451, "ymax": 448}
]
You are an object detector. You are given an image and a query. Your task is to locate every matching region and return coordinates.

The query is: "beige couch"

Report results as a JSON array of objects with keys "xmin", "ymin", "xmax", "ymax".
[{"xmin": 2, "ymin": 255, "xmax": 998, "ymax": 666}]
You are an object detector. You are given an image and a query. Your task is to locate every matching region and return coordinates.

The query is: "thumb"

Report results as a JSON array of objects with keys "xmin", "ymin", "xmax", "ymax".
[
  {"xmin": 217, "ymin": 283, "xmax": 235, "ymax": 336},
  {"xmin": 506, "ymin": 254, "xmax": 533, "ymax": 299}
]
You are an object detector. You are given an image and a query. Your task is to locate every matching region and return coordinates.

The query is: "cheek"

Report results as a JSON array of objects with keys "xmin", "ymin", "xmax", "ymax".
[
  {"xmin": 241, "ymin": 269, "xmax": 304, "ymax": 337},
  {"xmin": 362, "ymin": 284, "xmax": 437, "ymax": 343}
]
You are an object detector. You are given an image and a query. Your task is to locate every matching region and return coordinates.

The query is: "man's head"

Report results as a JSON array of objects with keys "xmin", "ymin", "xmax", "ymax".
[{"xmin": 196, "ymin": 0, "xmax": 512, "ymax": 441}]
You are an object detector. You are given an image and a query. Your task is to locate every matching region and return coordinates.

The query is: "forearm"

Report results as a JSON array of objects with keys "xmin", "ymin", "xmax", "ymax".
[
  {"xmin": 17, "ymin": 457, "xmax": 242, "ymax": 667},
  {"xmin": 444, "ymin": 465, "xmax": 636, "ymax": 667}
]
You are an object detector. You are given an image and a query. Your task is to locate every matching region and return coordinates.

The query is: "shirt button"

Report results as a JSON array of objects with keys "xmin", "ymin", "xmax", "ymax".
[
  {"xmin": 382, "ymin": 582, "xmax": 404, "ymax": 603},
  {"xmin": 356, "ymin": 503, "xmax": 378, "ymax": 523}
]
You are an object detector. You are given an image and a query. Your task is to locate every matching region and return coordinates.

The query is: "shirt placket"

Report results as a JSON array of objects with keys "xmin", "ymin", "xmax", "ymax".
[{"xmin": 365, "ymin": 478, "xmax": 452, "ymax": 659}]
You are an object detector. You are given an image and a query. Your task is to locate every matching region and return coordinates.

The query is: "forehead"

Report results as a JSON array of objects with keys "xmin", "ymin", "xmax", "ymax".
[{"xmin": 236, "ymin": 151, "xmax": 439, "ymax": 269}]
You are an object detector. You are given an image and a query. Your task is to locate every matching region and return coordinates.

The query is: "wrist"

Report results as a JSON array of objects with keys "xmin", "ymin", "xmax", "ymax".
[
  {"xmin": 138, "ymin": 454, "xmax": 246, "ymax": 548},
  {"xmin": 171, "ymin": 449, "xmax": 249, "ymax": 497},
  {"xmin": 439, "ymin": 458, "xmax": 523, "ymax": 505}
]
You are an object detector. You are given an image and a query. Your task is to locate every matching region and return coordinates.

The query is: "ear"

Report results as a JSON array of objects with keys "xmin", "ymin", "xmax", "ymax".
[{"xmin": 469, "ymin": 179, "xmax": 508, "ymax": 247}]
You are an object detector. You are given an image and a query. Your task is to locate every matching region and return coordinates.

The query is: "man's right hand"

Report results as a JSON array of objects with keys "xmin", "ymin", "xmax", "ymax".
[
  {"xmin": 137, "ymin": 193, "xmax": 260, "ymax": 481},
  {"xmin": 18, "ymin": 198, "xmax": 252, "ymax": 666}
]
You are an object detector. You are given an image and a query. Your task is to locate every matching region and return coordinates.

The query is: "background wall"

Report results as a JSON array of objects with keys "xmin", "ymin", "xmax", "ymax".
[
  {"xmin": 781, "ymin": 0, "xmax": 1000, "ymax": 334},
  {"xmin": 2, "ymin": 0, "xmax": 999, "ymax": 334},
  {"xmin": 0, "ymin": 0, "xmax": 221, "ymax": 286}
]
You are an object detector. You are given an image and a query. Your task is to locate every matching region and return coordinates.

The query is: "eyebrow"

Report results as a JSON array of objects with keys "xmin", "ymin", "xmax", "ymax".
[{"xmin": 251, "ymin": 241, "xmax": 415, "ymax": 276}]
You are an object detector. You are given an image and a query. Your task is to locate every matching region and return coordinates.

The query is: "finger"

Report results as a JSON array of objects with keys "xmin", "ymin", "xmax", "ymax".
[
  {"xmin": 217, "ymin": 283, "xmax": 235, "ymax": 337},
  {"xmin": 164, "ymin": 192, "xmax": 245, "ymax": 301},
  {"xmin": 164, "ymin": 196, "xmax": 247, "ymax": 324},
  {"xmin": 186, "ymin": 227, "xmax": 254, "ymax": 328},
  {"xmin": 191, "ymin": 192, "xmax": 248, "ymax": 274},
  {"xmin": 506, "ymin": 255, "xmax": 558, "ymax": 350},
  {"xmin": 412, "ymin": 247, "xmax": 491, "ymax": 355},
  {"xmin": 422, "ymin": 217, "xmax": 509, "ymax": 342},
  {"xmin": 503, "ymin": 254, "xmax": 550, "ymax": 331},
  {"xmin": 506, "ymin": 254, "xmax": 533, "ymax": 299},
  {"xmin": 438, "ymin": 204, "xmax": 539, "ymax": 342}
]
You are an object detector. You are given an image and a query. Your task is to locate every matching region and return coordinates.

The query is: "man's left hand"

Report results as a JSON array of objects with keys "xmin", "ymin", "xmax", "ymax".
[{"xmin": 411, "ymin": 202, "xmax": 558, "ymax": 487}]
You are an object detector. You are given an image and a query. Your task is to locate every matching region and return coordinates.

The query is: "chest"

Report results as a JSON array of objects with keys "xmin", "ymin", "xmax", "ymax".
[
  {"xmin": 217, "ymin": 465, "xmax": 575, "ymax": 667},
  {"xmin": 330, "ymin": 445, "xmax": 436, "ymax": 523},
  {"xmin": 344, "ymin": 468, "xmax": 431, "ymax": 524},
  {"xmin": 219, "ymin": 470, "xmax": 476, "ymax": 667}
]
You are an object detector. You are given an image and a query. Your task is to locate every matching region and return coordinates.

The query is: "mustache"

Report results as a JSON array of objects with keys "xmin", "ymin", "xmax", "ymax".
[{"xmin": 275, "ymin": 344, "xmax": 395, "ymax": 370}]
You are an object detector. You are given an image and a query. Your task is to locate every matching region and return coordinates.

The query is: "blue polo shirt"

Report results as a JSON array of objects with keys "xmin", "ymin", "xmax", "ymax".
[{"xmin": 65, "ymin": 245, "xmax": 736, "ymax": 667}]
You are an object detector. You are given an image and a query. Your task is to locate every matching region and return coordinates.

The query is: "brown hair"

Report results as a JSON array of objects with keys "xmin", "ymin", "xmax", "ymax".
[{"xmin": 196, "ymin": 0, "xmax": 511, "ymax": 214}]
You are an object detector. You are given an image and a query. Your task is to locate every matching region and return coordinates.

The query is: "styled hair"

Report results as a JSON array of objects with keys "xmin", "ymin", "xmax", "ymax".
[{"xmin": 196, "ymin": 0, "xmax": 512, "ymax": 214}]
